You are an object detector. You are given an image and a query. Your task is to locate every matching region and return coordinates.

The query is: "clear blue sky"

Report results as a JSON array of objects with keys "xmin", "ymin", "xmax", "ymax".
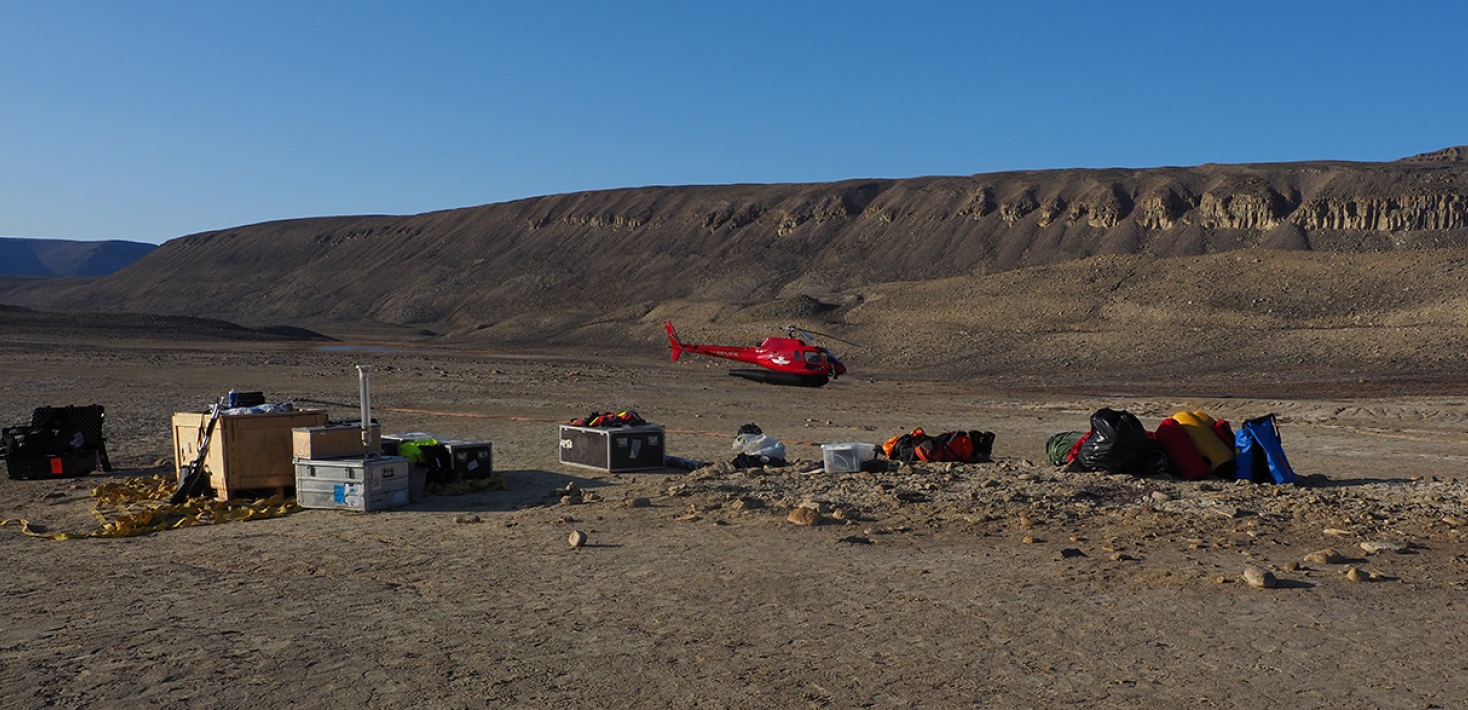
[{"xmin": 2, "ymin": 1, "xmax": 1463, "ymax": 244}]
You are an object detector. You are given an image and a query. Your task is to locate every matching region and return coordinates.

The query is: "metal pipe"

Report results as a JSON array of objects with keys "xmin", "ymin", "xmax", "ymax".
[{"xmin": 356, "ymin": 365, "xmax": 372, "ymax": 449}]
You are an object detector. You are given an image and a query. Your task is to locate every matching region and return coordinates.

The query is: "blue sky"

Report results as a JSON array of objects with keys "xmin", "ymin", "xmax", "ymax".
[{"xmin": 2, "ymin": 2, "xmax": 1464, "ymax": 244}]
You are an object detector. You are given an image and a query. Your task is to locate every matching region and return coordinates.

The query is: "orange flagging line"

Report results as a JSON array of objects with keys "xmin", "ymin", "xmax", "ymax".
[{"xmin": 379, "ymin": 407, "xmax": 823, "ymax": 447}]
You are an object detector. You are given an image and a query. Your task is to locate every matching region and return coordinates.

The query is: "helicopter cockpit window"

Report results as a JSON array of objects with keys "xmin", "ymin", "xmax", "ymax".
[{"xmin": 804, "ymin": 351, "xmax": 821, "ymax": 363}]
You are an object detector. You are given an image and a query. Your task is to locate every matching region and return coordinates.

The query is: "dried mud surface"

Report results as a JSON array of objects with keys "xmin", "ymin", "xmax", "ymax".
[{"xmin": 4, "ymin": 336, "xmax": 1468, "ymax": 708}]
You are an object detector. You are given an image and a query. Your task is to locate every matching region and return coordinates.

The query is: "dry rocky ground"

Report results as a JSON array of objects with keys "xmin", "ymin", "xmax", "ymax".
[{"xmin": 3, "ymin": 334, "xmax": 1468, "ymax": 708}]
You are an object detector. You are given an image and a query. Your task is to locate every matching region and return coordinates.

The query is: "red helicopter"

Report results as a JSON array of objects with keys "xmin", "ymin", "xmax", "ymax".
[{"xmin": 664, "ymin": 321, "xmax": 848, "ymax": 387}]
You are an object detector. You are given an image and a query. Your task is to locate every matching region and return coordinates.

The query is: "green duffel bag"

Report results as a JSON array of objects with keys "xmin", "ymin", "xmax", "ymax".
[{"xmin": 1045, "ymin": 431, "xmax": 1086, "ymax": 467}]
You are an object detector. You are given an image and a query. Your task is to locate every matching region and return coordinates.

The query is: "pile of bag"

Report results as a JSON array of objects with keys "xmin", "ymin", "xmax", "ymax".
[
  {"xmin": 731, "ymin": 423, "xmax": 787, "ymax": 468},
  {"xmin": 881, "ymin": 428, "xmax": 995, "ymax": 464},
  {"xmin": 566, "ymin": 410, "xmax": 646, "ymax": 428},
  {"xmin": 1048, "ymin": 408, "xmax": 1296, "ymax": 484}
]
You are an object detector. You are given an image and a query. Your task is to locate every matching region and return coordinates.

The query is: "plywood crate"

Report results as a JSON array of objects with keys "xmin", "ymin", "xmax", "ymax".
[
  {"xmin": 172, "ymin": 408, "xmax": 328, "ymax": 500},
  {"xmin": 292, "ymin": 423, "xmax": 381, "ymax": 459}
]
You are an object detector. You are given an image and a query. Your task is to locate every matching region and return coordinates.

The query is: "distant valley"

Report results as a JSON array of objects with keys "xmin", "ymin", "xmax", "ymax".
[{"xmin": 0, "ymin": 237, "xmax": 155, "ymax": 278}]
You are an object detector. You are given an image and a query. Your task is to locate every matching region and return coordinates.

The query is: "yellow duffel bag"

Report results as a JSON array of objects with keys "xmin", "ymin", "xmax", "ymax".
[{"xmin": 1170, "ymin": 411, "xmax": 1235, "ymax": 473}]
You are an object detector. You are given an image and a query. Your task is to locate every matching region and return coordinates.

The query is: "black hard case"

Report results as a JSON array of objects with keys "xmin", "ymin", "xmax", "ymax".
[{"xmin": 558, "ymin": 424, "xmax": 665, "ymax": 472}]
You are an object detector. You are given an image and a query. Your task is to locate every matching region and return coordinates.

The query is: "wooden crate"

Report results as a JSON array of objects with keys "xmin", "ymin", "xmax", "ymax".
[
  {"xmin": 173, "ymin": 409, "xmax": 328, "ymax": 500},
  {"xmin": 292, "ymin": 423, "xmax": 381, "ymax": 459}
]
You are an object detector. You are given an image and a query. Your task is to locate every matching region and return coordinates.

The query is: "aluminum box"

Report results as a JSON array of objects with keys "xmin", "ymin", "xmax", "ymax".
[{"xmin": 294, "ymin": 455, "xmax": 410, "ymax": 512}]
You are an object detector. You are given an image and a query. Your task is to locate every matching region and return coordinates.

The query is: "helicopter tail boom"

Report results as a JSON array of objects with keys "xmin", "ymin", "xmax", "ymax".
[{"xmin": 664, "ymin": 321, "xmax": 684, "ymax": 362}]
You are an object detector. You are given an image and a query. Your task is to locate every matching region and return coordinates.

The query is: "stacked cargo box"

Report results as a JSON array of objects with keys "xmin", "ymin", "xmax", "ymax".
[{"xmin": 292, "ymin": 421, "xmax": 409, "ymax": 512}]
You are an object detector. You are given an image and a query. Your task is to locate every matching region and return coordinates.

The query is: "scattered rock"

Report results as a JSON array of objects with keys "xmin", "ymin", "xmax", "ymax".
[
  {"xmin": 1150, "ymin": 491, "xmax": 1172, "ymax": 503},
  {"xmin": 731, "ymin": 496, "xmax": 764, "ymax": 510},
  {"xmin": 1443, "ymin": 516, "xmax": 1467, "ymax": 527},
  {"xmin": 1109, "ymin": 552, "xmax": 1135, "ymax": 562},
  {"xmin": 674, "ymin": 513, "xmax": 700, "ymax": 522},
  {"xmin": 1360, "ymin": 541, "xmax": 1405, "ymax": 555},
  {"xmin": 452, "ymin": 514, "xmax": 481, "ymax": 524},
  {"xmin": 1303, "ymin": 549, "xmax": 1346, "ymax": 565},
  {"xmin": 568, "ymin": 530, "xmax": 587, "ymax": 548},
  {"xmin": 787, "ymin": 507, "xmax": 820, "ymax": 526},
  {"xmin": 836, "ymin": 535, "xmax": 873, "ymax": 545},
  {"xmin": 623, "ymin": 497, "xmax": 652, "ymax": 508},
  {"xmin": 1323, "ymin": 528, "xmax": 1353, "ymax": 536},
  {"xmin": 1243, "ymin": 566, "xmax": 1276, "ymax": 589},
  {"xmin": 1021, "ymin": 535, "xmax": 1039, "ymax": 544},
  {"xmin": 560, "ymin": 494, "xmax": 583, "ymax": 506},
  {"xmin": 1345, "ymin": 566, "xmax": 1365, "ymax": 582}
]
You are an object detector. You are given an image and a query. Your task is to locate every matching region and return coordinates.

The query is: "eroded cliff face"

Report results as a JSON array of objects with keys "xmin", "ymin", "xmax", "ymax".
[
  {"xmin": 8, "ymin": 150, "xmax": 1468, "ymax": 327},
  {"xmin": 1291, "ymin": 194, "xmax": 1468, "ymax": 231}
]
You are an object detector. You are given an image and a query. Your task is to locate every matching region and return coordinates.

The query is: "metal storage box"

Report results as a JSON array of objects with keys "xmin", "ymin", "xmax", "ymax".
[
  {"xmin": 381, "ymin": 433, "xmax": 493, "ymax": 482},
  {"xmin": 173, "ymin": 408, "xmax": 328, "ymax": 500},
  {"xmin": 558, "ymin": 424, "xmax": 665, "ymax": 473},
  {"xmin": 292, "ymin": 422, "xmax": 381, "ymax": 459},
  {"xmin": 294, "ymin": 455, "xmax": 411, "ymax": 512},
  {"xmin": 434, "ymin": 437, "xmax": 493, "ymax": 480},
  {"xmin": 379, "ymin": 432, "xmax": 432, "ymax": 455}
]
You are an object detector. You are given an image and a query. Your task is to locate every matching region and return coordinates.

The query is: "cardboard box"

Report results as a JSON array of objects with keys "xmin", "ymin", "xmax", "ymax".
[
  {"xmin": 173, "ymin": 408, "xmax": 328, "ymax": 500},
  {"xmin": 558, "ymin": 424, "xmax": 665, "ymax": 473},
  {"xmin": 292, "ymin": 423, "xmax": 381, "ymax": 459}
]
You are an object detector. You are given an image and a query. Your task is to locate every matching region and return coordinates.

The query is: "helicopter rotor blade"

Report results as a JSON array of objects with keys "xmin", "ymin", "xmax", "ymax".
[{"xmin": 785, "ymin": 324, "xmax": 859, "ymax": 347}]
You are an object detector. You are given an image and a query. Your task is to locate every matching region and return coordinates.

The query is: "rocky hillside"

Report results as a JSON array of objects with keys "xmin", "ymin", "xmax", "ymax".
[
  {"xmin": 0, "ymin": 237, "xmax": 156, "ymax": 278},
  {"xmin": 6, "ymin": 149, "xmax": 1465, "ymax": 329},
  {"xmin": 1, "ymin": 149, "xmax": 1467, "ymax": 386}
]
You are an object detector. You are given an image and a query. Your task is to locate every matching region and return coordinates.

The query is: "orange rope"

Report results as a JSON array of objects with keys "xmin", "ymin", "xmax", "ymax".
[{"xmin": 379, "ymin": 407, "xmax": 824, "ymax": 447}]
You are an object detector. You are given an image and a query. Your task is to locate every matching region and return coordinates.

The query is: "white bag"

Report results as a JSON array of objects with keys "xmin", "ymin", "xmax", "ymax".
[{"xmin": 733, "ymin": 432, "xmax": 786, "ymax": 460}]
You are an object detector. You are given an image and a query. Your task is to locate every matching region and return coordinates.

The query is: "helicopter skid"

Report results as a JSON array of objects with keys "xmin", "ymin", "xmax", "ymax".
[{"xmin": 728, "ymin": 369, "xmax": 830, "ymax": 387}]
